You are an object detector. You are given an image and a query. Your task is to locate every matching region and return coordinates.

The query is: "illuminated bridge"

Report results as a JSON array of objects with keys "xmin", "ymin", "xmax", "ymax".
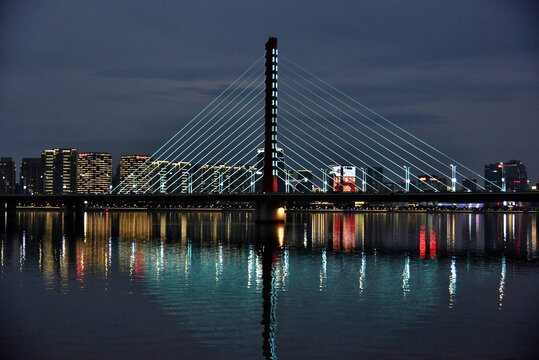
[{"xmin": 2, "ymin": 38, "xmax": 538, "ymax": 220}]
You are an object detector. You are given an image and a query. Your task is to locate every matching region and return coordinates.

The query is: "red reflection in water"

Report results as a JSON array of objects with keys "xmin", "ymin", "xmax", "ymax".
[
  {"xmin": 77, "ymin": 252, "xmax": 85, "ymax": 286},
  {"xmin": 333, "ymin": 215, "xmax": 341, "ymax": 251},
  {"xmin": 342, "ymin": 215, "xmax": 355, "ymax": 252},
  {"xmin": 429, "ymin": 227, "xmax": 437, "ymax": 259},
  {"xmin": 419, "ymin": 226, "xmax": 426, "ymax": 259},
  {"xmin": 134, "ymin": 250, "xmax": 145, "ymax": 277}
]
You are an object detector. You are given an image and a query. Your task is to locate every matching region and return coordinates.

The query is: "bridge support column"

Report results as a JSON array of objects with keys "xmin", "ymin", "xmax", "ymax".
[{"xmin": 255, "ymin": 199, "xmax": 285, "ymax": 223}]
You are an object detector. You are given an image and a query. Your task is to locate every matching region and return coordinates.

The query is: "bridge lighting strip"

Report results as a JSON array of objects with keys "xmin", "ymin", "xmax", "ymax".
[
  {"xmin": 278, "ymin": 122, "xmax": 378, "ymax": 192},
  {"xmin": 280, "ymin": 56, "xmax": 496, "ymax": 191},
  {"xmin": 118, "ymin": 73, "xmax": 264, "ymax": 193},
  {"xmin": 228, "ymin": 150, "xmax": 265, "ymax": 193},
  {"xmin": 280, "ymin": 75, "xmax": 465, "ymax": 191},
  {"xmin": 140, "ymin": 94, "xmax": 265, "ymax": 193},
  {"xmin": 280, "ymin": 98, "xmax": 415, "ymax": 192},
  {"xmin": 196, "ymin": 135, "xmax": 264, "ymax": 193},
  {"xmin": 182, "ymin": 121, "xmax": 264, "ymax": 193},
  {"xmin": 280, "ymin": 83, "xmax": 438, "ymax": 192},
  {"xmin": 119, "ymin": 75, "xmax": 265, "ymax": 193},
  {"xmin": 129, "ymin": 80, "xmax": 264, "ymax": 193},
  {"xmin": 275, "ymin": 141, "xmax": 340, "ymax": 192},
  {"xmin": 278, "ymin": 121, "xmax": 388, "ymax": 193},
  {"xmin": 280, "ymin": 72, "xmax": 469, "ymax": 192},
  {"xmin": 112, "ymin": 56, "xmax": 264, "ymax": 193},
  {"xmin": 162, "ymin": 116, "xmax": 262, "ymax": 193}
]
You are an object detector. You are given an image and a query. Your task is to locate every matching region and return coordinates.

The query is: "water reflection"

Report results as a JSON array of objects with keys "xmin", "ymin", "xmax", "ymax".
[{"xmin": 1, "ymin": 210, "xmax": 538, "ymax": 359}]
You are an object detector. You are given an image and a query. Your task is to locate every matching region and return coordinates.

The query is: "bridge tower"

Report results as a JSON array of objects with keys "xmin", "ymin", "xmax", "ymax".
[
  {"xmin": 256, "ymin": 37, "xmax": 285, "ymax": 222},
  {"xmin": 262, "ymin": 37, "xmax": 279, "ymax": 193}
]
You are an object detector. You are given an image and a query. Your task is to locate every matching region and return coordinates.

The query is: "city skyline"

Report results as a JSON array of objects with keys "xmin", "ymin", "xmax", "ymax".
[{"xmin": 1, "ymin": 1, "xmax": 537, "ymax": 180}]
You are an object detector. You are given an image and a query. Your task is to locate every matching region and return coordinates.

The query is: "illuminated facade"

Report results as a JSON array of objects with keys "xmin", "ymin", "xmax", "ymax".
[
  {"xmin": 20, "ymin": 158, "xmax": 43, "ymax": 194},
  {"xmin": 502, "ymin": 160, "xmax": 528, "ymax": 191},
  {"xmin": 332, "ymin": 165, "xmax": 357, "ymax": 193},
  {"xmin": 41, "ymin": 148, "xmax": 78, "ymax": 194},
  {"xmin": 119, "ymin": 155, "xmax": 151, "ymax": 193},
  {"xmin": 0, "ymin": 157, "xmax": 16, "ymax": 194},
  {"xmin": 77, "ymin": 152, "xmax": 112, "ymax": 194}
]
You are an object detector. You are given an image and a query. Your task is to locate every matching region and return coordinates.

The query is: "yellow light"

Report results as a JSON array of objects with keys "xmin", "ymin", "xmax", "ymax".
[
  {"xmin": 277, "ymin": 207, "xmax": 285, "ymax": 220},
  {"xmin": 277, "ymin": 224, "xmax": 285, "ymax": 247}
]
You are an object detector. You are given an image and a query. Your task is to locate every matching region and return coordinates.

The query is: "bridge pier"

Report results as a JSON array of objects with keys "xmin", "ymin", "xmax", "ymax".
[{"xmin": 255, "ymin": 199, "xmax": 285, "ymax": 223}]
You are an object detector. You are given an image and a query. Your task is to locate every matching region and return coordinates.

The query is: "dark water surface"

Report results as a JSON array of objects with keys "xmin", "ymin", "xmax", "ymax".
[{"xmin": 1, "ymin": 211, "xmax": 538, "ymax": 359}]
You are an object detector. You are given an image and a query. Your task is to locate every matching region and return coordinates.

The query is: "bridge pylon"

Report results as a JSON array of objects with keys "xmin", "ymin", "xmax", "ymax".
[
  {"xmin": 257, "ymin": 37, "xmax": 284, "ymax": 222},
  {"xmin": 262, "ymin": 37, "xmax": 279, "ymax": 193}
]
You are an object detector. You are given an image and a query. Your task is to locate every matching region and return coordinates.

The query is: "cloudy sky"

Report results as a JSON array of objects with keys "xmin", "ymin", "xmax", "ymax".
[{"xmin": 1, "ymin": 0, "xmax": 538, "ymax": 182}]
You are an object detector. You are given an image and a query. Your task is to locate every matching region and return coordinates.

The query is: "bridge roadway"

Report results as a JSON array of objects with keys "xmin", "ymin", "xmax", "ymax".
[{"xmin": 1, "ymin": 192, "xmax": 538, "ymax": 210}]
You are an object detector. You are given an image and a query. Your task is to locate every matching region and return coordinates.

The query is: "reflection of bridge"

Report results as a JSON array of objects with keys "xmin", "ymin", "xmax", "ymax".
[{"xmin": 3, "ymin": 211, "xmax": 531, "ymax": 358}]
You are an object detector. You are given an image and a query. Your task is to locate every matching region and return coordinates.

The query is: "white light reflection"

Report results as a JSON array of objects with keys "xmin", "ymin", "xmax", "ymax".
[
  {"xmin": 503, "ymin": 214, "xmax": 507, "ymax": 243},
  {"xmin": 498, "ymin": 257, "xmax": 506, "ymax": 310},
  {"xmin": 247, "ymin": 245, "xmax": 254, "ymax": 288},
  {"xmin": 281, "ymin": 247, "xmax": 289, "ymax": 289},
  {"xmin": 402, "ymin": 255, "xmax": 410, "ymax": 297},
  {"xmin": 84, "ymin": 213, "xmax": 88, "ymax": 240},
  {"xmin": 303, "ymin": 223, "xmax": 308, "ymax": 248},
  {"xmin": 449, "ymin": 258, "xmax": 457, "ymax": 308},
  {"xmin": 130, "ymin": 241, "xmax": 136, "ymax": 277},
  {"xmin": 359, "ymin": 252, "xmax": 366, "ymax": 294},
  {"xmin": 319, "ymin": 249, "xmax": 327, "ymax": 291}
]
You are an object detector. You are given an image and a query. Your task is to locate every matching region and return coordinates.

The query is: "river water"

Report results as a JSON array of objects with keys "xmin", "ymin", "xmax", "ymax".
[{"xmin": 1, "ymin": 211, "xmax": 538, "ymax": 359}]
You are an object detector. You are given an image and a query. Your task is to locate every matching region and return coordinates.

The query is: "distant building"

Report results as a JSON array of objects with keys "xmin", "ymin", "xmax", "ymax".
[
  {"xmin": 0, "ymin": 157, "xmax": 16, "ymax": 194},
  {"xmin": 77, "ymin": 153, "xmax": 112, "ymax": 194},
  {"xmin": 484, "ymin": 163, "xmax": 503, "ymax": 191},
  {"xmin": 417, "ymin": 174, "xmax": 447, "ymax": 192},
  {"xmin": 462, "ymin": 178, "xmax": 478, "ymax": 192},
  {"xmin": 366, "ymin": 167, "xmax": 384, "ymax": 192},
  {"xmin": 485, "ymin": 160, "xmax": 528, "ymax": 191},
  {"xmin": 296, "ymin": 170, "xmax": 313, "ymax": 192},
  {"xmin": 118, "ymin": 155, "xmax": 151, "ymax": 193},
  {"xmin": 503, "ymin": 160, "xmax": 528, "ymax": 191},
  {"xmin": 41, "ymin": 149, "xmax": 77, "ymax": 194},
  {"xmin": 331, "ymin": 165, "xmax": 357, "ymax": 193},
  {"xmin": 20, "ymin": 158, "xmax": 43, "ymax": 194}
]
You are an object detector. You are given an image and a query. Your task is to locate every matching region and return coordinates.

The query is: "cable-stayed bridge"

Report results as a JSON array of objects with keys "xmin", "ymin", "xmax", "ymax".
[
  {"xmin": 2, "ymin": 38, "xmax": 537, "ymax": 221},
  {"xmin": 113, "ymin": 38, "xmax": 505, "ymax": 196}
]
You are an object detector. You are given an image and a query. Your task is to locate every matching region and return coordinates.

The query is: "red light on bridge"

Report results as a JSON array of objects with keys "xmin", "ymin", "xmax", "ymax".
[{"xmin": 136, "ymin": 156, "xmax": 149, "ymax": 160}]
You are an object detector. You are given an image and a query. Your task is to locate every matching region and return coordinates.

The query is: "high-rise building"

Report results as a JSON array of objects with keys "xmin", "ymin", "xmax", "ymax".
[
  {"xmin": 77, "ymin": 153, "xmax": 112, "ymax": 194},
  {"xmin": 167, "ymin": 162, "xmax": 191, "ymax": 193},
  {"xmin": 118, "ymin": 155, "xmax": 151, "ymax": 194},
  {"xmin": 0, "ymin": 157, "xmax": 16, "ymax": 194},
  {"xmin": 41, "ymin": 149, "xmax": 77, "ymax": 194},
  {"xmin": 484, "ymin": 163, "xmax": 503, "ymax": 191},
  {"xmin": 502, "ymin": 160, "xmax": 528, "ymax": 191},
  {"xmin": 20, "ymin": 158, "xmax": 43, "ymax": 194}
]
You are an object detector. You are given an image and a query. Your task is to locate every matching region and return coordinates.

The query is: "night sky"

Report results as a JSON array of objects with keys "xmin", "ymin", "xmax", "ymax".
[{"xmin": 1, "ymin": 1, "xmax": 538, "ymax": 182}]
